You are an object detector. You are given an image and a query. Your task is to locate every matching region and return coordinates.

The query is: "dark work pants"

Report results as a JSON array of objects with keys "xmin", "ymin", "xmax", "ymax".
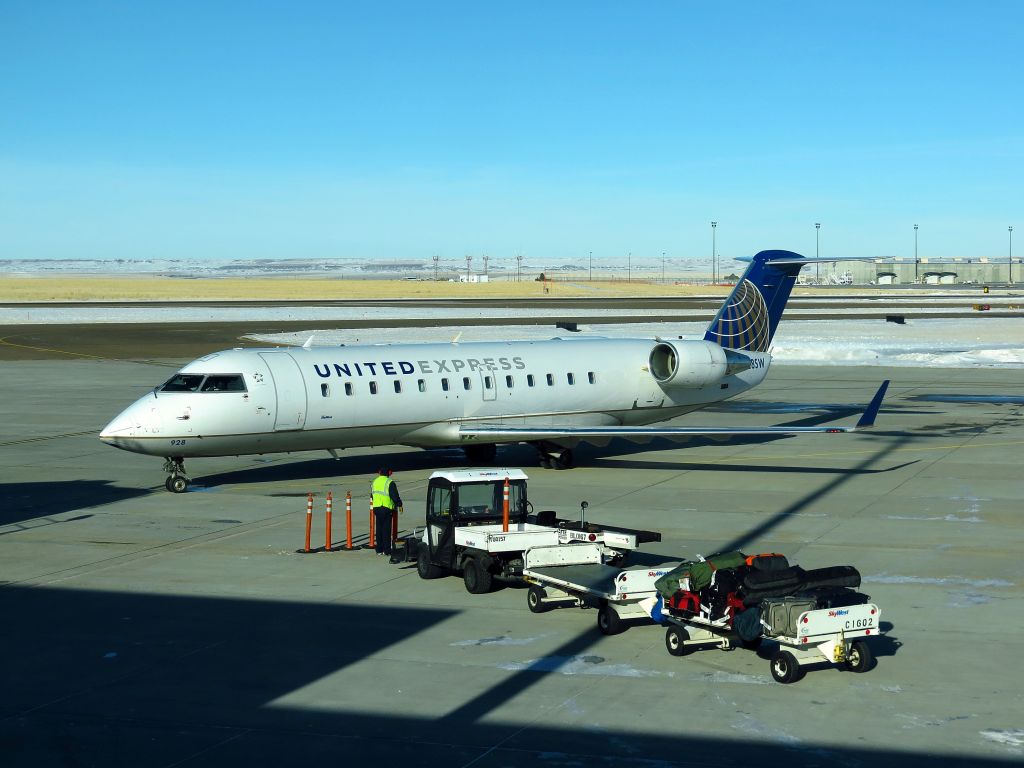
[{"xmin": 373, "ymin": 506, "xmax": 393, "ymax": 554}]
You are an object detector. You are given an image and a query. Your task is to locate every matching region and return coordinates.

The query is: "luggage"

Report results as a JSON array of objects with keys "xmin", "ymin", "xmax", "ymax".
[
  {"xmin": 760, "ymin": 596, "xmax": 818, "ymax": 638},
  {"xmin": 732, "ymin": 605, "xmax": 763, "ymax": 642},
  {"xmin": 799, "ymin": 586, "xmax": 870, "ymax": 609},
  {"xmin": 702, "ymin": 568, "xmax": 740, "ymax": 621},
  {"xmin": 654, "ymin": 551, "xmax": 746, "ymax": 597},
  {"xmin": 801, "ymin": 565, "xmax": 861, "ymax": 590},
  {"xmin": 667, "ymin": 590, "xmax": 701, "ymax": 615},
  {"xmin": 745, "ymin": 553, "xmax": 790, "ymax": 571},
  {"xmin": 742, "ymin": 565, "xmax": 805, "ymax": 592}
]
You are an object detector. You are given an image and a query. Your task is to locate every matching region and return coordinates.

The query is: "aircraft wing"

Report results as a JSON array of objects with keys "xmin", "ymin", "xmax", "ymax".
[{"xmin": 459, "ymin": 380, "xmax": 889, "ymax": 442}]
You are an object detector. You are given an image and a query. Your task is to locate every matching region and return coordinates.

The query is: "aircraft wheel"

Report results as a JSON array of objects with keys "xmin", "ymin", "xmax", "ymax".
[{"xmin": 168, "ymin": 476, "xmax": 188, "ymax": 494}]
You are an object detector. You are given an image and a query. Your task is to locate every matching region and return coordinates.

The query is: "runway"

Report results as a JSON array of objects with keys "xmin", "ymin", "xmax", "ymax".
[{"xmin": 1, "ymin": 324, "xmax": 1023, "ymax": 766}]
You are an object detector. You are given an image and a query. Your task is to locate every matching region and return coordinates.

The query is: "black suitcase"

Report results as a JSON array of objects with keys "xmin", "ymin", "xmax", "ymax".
[
  {"xmin": 801, "ymin": 565, "xmax": 861, "ymax": 590},
  {"xmin": 799, "ymin": 586, "xmax": 870, "ymax": 609}
]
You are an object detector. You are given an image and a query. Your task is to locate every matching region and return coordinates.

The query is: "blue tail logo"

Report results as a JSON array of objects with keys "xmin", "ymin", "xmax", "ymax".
[{"xmin": 704, "ymin": 250, "xmax": 808, "ymax": 352}]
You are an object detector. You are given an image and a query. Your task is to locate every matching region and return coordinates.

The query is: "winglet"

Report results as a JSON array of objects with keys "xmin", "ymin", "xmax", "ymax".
[{"xmin": 855, "ymin": 380, "xmax": 890, "ymax": 429}]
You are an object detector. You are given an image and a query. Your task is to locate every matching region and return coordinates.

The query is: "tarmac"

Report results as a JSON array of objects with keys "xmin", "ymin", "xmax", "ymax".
[{"xmin": 2, "ymin": 324, "xmax": 1023, "ymax": 767}]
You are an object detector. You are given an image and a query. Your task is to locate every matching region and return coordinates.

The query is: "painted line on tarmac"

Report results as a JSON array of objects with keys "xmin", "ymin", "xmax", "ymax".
[{"xmin": 0, "ymin": 335, "xmax": 177, "ymax": 366}]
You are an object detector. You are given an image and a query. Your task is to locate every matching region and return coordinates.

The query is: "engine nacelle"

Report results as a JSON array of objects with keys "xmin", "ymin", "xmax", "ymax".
[{"xmin": 648, "ymin": 340, "xmax": 752, "ymax": 389}]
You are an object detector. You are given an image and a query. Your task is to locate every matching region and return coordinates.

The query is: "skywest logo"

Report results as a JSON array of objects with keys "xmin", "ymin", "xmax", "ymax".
[{"xmin": 314, "ymin": 356, "xmax": 527, "ymax": 379}]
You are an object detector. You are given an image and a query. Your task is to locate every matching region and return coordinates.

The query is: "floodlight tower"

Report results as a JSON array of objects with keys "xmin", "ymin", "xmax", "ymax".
[
  {"xmin": 432, "ymin": 254, "xmax": 439, "ymax": 281},
  {"xmin": 711, "ymin": 221, "xmax": 717, "ymax": 283},
  {"xmin": 914, "ymin": 224, "xmax": 919, "ymax": 283},
  {"xmin": 465, "ymin": 254, "xmax": 472, "ymax": 280},
  {"xmin": 516, "ymin": 253, "xmax": 523, "ymax": 282},
  {"xmin": 815, "ymin": 223, "xmax": 821, "ymax": 283},
  {"xmin": 1010, "ymin": 226, "xmax": 1014, "ymax": 284},
  {"xmin": 482, "ymin": 254, "xmax": 489, "ymax": 279}
]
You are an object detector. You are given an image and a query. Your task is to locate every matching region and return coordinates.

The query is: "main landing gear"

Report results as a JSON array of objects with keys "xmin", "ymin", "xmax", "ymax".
[
  {"xmin": 162, "ymin": 457, "xmax": 190, "ymax": 493},
  {"xmin": 533, "ymin": 442, "xmax": 574, "ymax": 470}
]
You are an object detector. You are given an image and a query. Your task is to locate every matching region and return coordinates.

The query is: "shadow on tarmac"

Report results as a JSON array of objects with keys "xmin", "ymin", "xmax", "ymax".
[
  {"xmin": 0, "ymin": 585, "xmax": 995, "ymax": 768},
  {"xmin": 0, "ymin": 481, "xmax": 148, "ymax": 530}
]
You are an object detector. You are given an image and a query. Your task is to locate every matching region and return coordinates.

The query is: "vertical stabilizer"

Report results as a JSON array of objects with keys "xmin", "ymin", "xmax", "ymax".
[{"xmin": 703, "ymin": 250, "xmax": 807, "ymax": 351}]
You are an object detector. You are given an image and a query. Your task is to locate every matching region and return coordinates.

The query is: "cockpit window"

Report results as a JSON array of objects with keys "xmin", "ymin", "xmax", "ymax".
[
  {"xmin": 160, "ymin": 374, "xmax": 205, "ymax": 392},
  {"xmin": 200, "ymin": 374, "xmax": 246, "ymax": 393}
]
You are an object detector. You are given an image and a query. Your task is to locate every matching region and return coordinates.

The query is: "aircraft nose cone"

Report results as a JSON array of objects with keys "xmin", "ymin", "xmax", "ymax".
[{"xmin": 99, "ymin": 397, "xmax": 162, "ymax": 448}]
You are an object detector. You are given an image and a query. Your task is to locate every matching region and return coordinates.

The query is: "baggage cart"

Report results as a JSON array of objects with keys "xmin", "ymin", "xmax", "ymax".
[
  {"xmin": 522, "ymin": 543, "xmax": 678, "ymax": 635},
  {"xmin": 662, "ymin": 601, "xmax": 882, "ymax": 684}
]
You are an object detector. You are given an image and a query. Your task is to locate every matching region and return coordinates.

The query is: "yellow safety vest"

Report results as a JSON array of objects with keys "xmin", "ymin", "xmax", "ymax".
[{"xmin": 372, "ymin": 475, "xmax": 395, "ymax": 510}]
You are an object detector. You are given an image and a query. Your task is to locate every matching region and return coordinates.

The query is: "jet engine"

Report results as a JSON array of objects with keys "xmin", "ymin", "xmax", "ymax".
[{"xmin": 648, "ymin": 340, "xmax": 753, "ymax": 389}]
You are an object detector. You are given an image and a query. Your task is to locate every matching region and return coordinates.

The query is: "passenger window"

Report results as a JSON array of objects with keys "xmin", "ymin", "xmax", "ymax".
[
  {"xmin": 345, "ymin": 382, "xmax": 353, "ymax": 396},
  {"xmin": 418, "ymin": 379, "xmax": 426, "ymax": 392},
  {"xmin": 321, "ymin": 383, "xmax": 330, "ymax": 397},
  {"xmin": 463, "ymin": 376, "xmax": 471, "ymax": 390},
  {"xmin": 588, "ymin": 371, "xmax": 596, "ymax": 384},
  {"xmin": 369, "ymin": 381, "xmax": 378, "ymax": 394},
  {"xmin": 527, "ymin": 374, "xmax": 535, "ymax": 387},
  {"xmin": 442, "ymin": 378, "xmax": 450, "ymax": 392},
  {"xmin": 567, "ymin": 373, "xmax": 575, "ymax": 385},
  {"xmin": 393, "ymin": 380, "xmax": 402, "ymax": 393},
  {"xmin": 546, "ymin": 373, "xmax": 554, "ymax": 386},
  {"xmin": 505, "ymin": 375, "xmax": 513, "ymax": 388},
  {"xmin": 200, "ymin": 374, "xmax": 247, "ymax": 393},
  {"xmin": 484, "ymin": 375, "xmax": 493, "ymax": 389}
]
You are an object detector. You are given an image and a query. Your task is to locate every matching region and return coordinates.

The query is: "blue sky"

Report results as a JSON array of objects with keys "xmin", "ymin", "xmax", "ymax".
[{"xmin": 1, "ymin": 1, "xmax": 1021, "ymax": 263}]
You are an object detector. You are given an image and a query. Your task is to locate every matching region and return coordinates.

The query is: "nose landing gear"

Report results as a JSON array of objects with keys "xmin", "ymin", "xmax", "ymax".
[{"xmin": 162, "ymin": 457, "xmax": 190, "ymax": 493}]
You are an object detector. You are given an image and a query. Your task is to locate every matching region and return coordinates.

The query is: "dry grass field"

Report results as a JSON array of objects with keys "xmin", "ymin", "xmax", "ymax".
[{"xmin": 0, "ymin": 275, "xmax": 742, "ymax": 302}]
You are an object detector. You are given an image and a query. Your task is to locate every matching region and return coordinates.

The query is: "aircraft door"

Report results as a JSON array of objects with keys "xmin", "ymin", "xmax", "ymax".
[
  {"xmin": 480, "ymin": 369, "xmax": 497, "ymax": 402},
  {"xmin": 426, "ymin": 482, "xmax": 455, "ymax": 568},
  {"xmin": 259, "ymin": 352, "xmax": 308, "ymax": 431}
]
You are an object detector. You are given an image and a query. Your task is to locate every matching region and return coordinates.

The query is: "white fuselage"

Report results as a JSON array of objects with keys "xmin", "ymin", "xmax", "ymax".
[{"xmin": 99, "ymin": 336, "xmax": 770, "ymax": 458}]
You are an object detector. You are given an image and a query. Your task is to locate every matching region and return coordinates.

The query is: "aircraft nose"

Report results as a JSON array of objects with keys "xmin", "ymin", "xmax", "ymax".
[{"xmin": 99, "ymin": 398, "xmax": 162, "ymax": 446}]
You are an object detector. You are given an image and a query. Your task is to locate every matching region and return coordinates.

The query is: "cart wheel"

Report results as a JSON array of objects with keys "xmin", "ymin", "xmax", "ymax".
[
  {"xmin": 526, "ymin": 585, "xmax": 548, "ymax": 614},
  {"xmin": 597, "ymin": 604, "xmax": 624, "ymax": 635},
  {"xmin": 845, "ymin": 640, "xmax": 874, "ymax": 673},
  {"xmin": 665, "ymin": 625, "xmax": 691, "ymax": 657},
  {"xmin": 770, "ymin": 650, "xmax": 804, "ymax": 684},
  {"xmin": 416, "ymin": 543, "xmax": 443, "ymax": 579},
  {"xmin": 463, "ymin": 557, "xmax": 493, "ymax": 594}
]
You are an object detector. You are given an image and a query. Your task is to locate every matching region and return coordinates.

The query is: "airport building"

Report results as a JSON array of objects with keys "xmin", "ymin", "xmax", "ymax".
[{"xmin": 804, "ymin": 257, "xmax": 1021, "ymax": 286}]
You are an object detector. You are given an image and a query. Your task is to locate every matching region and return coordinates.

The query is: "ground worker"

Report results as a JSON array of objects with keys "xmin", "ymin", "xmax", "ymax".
[{"xmin": 371, "ymin": 467, "xmax": 403, "ymax": 556}]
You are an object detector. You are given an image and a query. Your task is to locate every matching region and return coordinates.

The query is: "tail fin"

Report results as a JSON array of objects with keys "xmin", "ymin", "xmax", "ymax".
[{"xmin": 703, "ymin": 250, "xmax": 808, "ymax": 351}]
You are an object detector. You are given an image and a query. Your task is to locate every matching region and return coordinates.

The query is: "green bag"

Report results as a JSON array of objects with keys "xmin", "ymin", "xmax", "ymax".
[{"xmin": 654, "ymin": 551, "xmax": 746, "ymax": 597}]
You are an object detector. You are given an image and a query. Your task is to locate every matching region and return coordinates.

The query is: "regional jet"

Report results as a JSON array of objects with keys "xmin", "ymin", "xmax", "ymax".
[{"xmin": 100, "ymin": 250, "xmax": 888, "ymax": 492}]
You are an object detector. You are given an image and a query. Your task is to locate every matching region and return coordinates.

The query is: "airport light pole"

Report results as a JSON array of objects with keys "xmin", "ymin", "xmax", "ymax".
[
  {"xmin": 711, "ymin": 221, "xmax": 717, "ymax": 284},
  {"xmin": 914, "ymin": 224, "xmax": 919, "ymax": 283},
  {"xmin": 627, "ymin": 251, "xmax": 632, "ymax": 282},
  {"xmin": 516, "ymin": 253, "xmax": 523, "ymax": 282},
  {"xmin": 465, "ymin": 254, "xmax": 472, "ymax": 281},
  {"xmin": 482, "ymin": 254, "xmax": 489, "ymax": 280},
  {"xmin": 432, "ymin": 254, "xmax": 439, "ymax": 281},
  {"xmin": 662, "ymin": 251, "xmax": 666, "ymax": 284},
  {"xmin": 589, "ymin": 250, "xmax": 592, "ymax": 281},
  {"xmin": 815, "ymin": 223, "xmax": 820, "ymax": 283},
  {"xmin": 1010, "ymin": 226, "xmax": 1014, "ymax": 284}
]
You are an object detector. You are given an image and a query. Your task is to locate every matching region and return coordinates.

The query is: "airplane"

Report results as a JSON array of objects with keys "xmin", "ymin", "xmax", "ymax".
[{"xmin": 100, "ymin": 250, "xmax": 889, "ymax": 492}]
